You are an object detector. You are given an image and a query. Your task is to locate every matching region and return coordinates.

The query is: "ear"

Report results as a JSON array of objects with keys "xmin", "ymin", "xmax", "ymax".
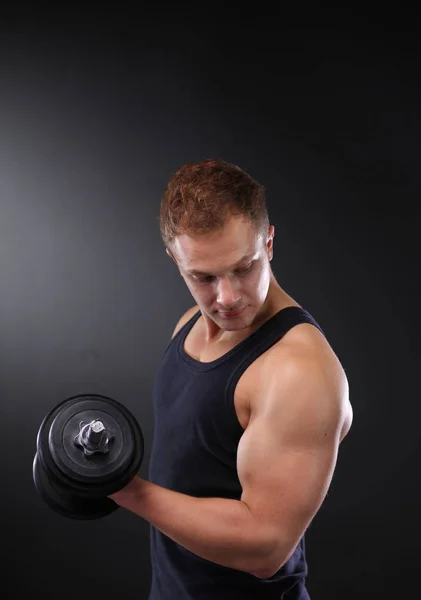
[
  {"xmin": 266, "ymin": 225, "xmax": 275, "ymax": 261},
  {"xmin": 166, "ymin": 248, "xmax": 177, "ymax": 264}
]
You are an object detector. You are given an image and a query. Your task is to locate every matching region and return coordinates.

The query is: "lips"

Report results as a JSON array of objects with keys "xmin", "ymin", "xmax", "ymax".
[{"xmin": 219, "ymin": 307, "xmax": 245, "ymax": 317}]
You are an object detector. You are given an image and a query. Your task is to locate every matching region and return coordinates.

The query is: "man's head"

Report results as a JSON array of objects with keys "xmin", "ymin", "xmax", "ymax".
[{"xmin": 159, "ymin": 159, "xmax": 274, "ymax": 331}]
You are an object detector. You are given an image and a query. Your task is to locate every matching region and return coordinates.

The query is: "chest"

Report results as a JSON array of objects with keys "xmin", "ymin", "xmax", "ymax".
[{"xmin": 183, "ymin": 328, "xmax": 266, "ymax": 431}]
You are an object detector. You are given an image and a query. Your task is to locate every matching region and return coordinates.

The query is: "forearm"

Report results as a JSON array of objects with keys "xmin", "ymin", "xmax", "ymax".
[{"xmin": 110, "ymin": 476, "xmax": 276, "ymax": 577}]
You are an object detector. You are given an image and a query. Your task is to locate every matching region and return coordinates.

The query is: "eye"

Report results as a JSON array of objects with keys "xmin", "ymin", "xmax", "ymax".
[
  {"xmin": 234, "ymin": 263, "xmax": 254, "ymax": 276},
  {"xmin": 193, "ymin": 262, "xmax": 254, "ymax": 284}
]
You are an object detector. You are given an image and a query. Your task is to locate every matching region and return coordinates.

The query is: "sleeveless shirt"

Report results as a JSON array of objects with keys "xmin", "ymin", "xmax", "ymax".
[{"xmin": 148, "ymin": 306, "xmax": 323, "ymax": 599}]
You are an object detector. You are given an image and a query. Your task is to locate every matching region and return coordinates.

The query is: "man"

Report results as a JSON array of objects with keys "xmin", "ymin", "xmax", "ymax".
[{"xmin": 110, "ymin": 159, "xmax": 353, "ymax": 599}]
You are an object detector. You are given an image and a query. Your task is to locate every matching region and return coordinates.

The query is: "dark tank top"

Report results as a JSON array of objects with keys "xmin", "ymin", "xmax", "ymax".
[{"xmin": 148, "ymin": 306, "xmax": 323, "ymax": 599}]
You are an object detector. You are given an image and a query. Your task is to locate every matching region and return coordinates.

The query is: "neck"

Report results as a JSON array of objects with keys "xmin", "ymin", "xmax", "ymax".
[{"xmin": 201, "ymin": 274, "xmax": 297, "ymax": 343}]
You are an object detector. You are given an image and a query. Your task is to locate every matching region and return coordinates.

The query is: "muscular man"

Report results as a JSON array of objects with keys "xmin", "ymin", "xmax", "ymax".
[{"xmin": 110, "ymin": 159, "xmax": 353, "ymax": 599}]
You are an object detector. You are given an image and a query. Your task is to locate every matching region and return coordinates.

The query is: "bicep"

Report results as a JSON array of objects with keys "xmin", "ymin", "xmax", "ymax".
[
  {"xmin": 238, "ymin": 416, "xmax": 338, "ymax": 548},
  {"xmin": 237, "ymin": 361, "xmax": 346, "ymax": 559}
]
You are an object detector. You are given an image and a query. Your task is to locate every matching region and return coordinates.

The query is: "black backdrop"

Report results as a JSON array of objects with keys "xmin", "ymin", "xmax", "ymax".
[{"xmin": 1, "ymin": 13, "xmax": 419, "ymax": 600}]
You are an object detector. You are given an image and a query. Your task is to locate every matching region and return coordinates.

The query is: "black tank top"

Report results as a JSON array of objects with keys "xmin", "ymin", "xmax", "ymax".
[{"xmin": 148, "ymin": 306, "xmax": 323, "ymax": 599}]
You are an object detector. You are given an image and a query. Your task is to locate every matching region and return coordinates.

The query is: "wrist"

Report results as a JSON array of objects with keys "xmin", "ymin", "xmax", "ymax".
[{"xmin": 108, "ymin": 475, "xmax": 145, "ymax": 508}]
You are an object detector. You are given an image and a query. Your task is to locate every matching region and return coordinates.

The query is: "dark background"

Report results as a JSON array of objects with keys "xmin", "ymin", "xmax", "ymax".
[{"xmin": 1, "ymin": 12, "xmax": 419, "ymax": 599}]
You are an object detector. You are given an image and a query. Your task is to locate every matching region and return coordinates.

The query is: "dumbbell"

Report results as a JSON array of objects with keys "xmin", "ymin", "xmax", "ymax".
[{"xmin": 33, "ymin": 394, "xmax": 144, "ymax": 520}]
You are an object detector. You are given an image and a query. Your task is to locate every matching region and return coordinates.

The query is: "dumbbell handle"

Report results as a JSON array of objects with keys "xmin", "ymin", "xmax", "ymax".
[{"xmin": 74, "ymin": 419, "xmax": 114, "ymax": 456}]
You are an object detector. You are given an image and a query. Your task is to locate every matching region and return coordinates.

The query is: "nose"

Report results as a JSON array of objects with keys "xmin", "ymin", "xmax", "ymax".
[{"xmin": 216, "ymin": 277, "xmax": 242, "ymax": 309}]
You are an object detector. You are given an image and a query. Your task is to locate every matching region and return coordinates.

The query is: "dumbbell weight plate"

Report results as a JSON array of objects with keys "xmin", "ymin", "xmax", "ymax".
[
  {"xmin": 34, "ymin": 394, "xmax": 144, "ymax": 519},
  {"xmin": 33, "ymin": 453, "xmax": 118, "ymax": 519}
]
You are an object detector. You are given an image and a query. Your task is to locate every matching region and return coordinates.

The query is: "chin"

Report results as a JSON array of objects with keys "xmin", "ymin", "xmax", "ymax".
[
  {"xmin": 221, "ymin": 323, "xmax": 249, "ymax": 332},
  {"xmin": 216, "ymin": 313, "xmax": 255, "ymax": 332}
]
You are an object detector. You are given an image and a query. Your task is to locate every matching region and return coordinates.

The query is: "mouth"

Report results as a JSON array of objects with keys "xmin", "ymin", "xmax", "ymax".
[{"xmin": 218, "ymin": 307, "xmax": 246, "ymax": 318}]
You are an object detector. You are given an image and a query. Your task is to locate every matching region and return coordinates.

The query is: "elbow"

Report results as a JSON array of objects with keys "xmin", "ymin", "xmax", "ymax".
[
  {"xmin": 250, "ymin": 567, "xmax": 276, "ymax": 580},
  {"xmin": 245, "ymin": 519, "xmax": 296, "ymax": 579},
  {"xmin": 250, "ymin": 555, "xmax": 288, "ymax": 580},
  {"xmin": 248, "ymin": 541, "xmax": 288, "ymax": 580},
  {"xmin": 249, "ymin": 535, "xmax": 297, "ymax": 579},
  {"xmin": 250, "ymin": 563, "xmax": 280, "ymax": 580}
]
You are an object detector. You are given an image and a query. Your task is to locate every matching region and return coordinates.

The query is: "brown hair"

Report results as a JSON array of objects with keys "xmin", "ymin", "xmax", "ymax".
[{"xmin": 159, "ymin": 158, "xmax": 269, "ymax": 250}]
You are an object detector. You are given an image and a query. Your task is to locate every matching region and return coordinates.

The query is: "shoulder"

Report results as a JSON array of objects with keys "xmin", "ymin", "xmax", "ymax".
[
  {"xmin": 171, "ymin": 305, "xmax": 200, "ymax": 339},
  {"xmin": 256, "ymin": 322, "xmax": 353, "ymax": 441}
]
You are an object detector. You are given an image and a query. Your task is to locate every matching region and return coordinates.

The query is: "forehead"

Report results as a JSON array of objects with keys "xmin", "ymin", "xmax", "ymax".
[{"xmin": 172, "ymin": 217, "xmax": 262, "ymax": 271}]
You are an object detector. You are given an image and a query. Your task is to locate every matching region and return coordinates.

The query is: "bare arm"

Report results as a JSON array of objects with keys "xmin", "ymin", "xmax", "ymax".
[
  {"xmin": 237, "ymin": 349, "xmax": 350, "ymax": 573},
  {"xmin": 110, "ymin": 346, "xmax": 350, "ymax": 578},
  {"xmin": 112, "ymin": 477, "xmax": 271, "ymax": 576}
]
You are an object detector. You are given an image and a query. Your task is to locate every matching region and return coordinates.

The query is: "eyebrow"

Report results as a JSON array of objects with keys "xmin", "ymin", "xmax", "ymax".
[{"xmin": 187, "ymin": 254, "xmax": 255, "ymax": 276}]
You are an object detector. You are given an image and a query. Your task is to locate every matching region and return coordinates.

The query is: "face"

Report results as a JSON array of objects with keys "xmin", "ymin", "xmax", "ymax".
[{"xmin": 168, "ymin": 216, "xmax": 274, "ymax": 331}]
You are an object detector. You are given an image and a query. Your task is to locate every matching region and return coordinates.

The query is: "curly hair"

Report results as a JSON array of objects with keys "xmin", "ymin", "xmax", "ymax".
[{"xmin": 159, "ymin": 158, "xmax": 269, "ymax": 250}]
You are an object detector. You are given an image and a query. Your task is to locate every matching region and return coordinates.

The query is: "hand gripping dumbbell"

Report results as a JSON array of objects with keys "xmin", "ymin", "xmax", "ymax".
[{"xmin": 33, "ymin": 394, "xmax": 144, "ymax": 520}]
